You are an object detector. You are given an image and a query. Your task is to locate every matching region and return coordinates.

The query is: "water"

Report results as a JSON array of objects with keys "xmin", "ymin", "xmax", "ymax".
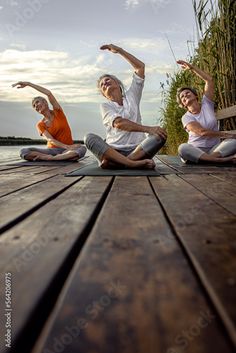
[{"xmin": 0, "ymin": 145, "xmax": 43, "ymax": 160}]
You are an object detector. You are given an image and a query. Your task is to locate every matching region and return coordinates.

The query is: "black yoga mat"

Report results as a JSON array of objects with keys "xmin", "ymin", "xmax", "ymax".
[{"xmin": 65, "ymin": 161, "xmax": 160, "ymax": 176}]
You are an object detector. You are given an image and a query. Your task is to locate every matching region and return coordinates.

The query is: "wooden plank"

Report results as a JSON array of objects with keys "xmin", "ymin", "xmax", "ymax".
[
  {"xmin": 210, "ymin": 172, "xmax": 236, "ymax": 186},
  {"xmin": 158, "ymin": 155, "xmax": 236, "ymax": 174},
  {"xmin": 32, "ymin": 163, "xmax": 88, "ymax": 175},
  {"xmin": 32, "ymin": 177, "xmax": 233, "ymax": 353},
  {"xmin": 0, "ymin": 173, "xmax": 56, "ymax": 198},
  {"xmin": 0, "ymin": 158, "xmax": 21, "ymax": 165},
  {"xmin": 179, "ymin": 174, "xmax": 236, "ymax": 214},
  {"xmin": 154, "ymin": 156, "xmax": 178, "ymax": 174},
  {"xmin": 0, "ymin": 177, "xmax": 112, "ymax": 353},
  {"xmin": 0, "ymin": 164, "xmax": 80, "ymax": 177},
  {"xmin": 156, "ymin": 155, "xmax": 184, "ymax": 173},
  {"xmin": 0, "ymin": 175, "xmax": 82, "ymax": 234},
  {"xmin": 0, "ymin": 166, "xmax": 45, "ymax": 174},
  {"xmin": 0, "ymin": 157, "xmax": 92, "ymax": 175},
  {"xmin": 0, "ymin": 166, "xmax": 70, "ymax": 175},
  {"xmin": 216, "ymin": 105, "xmax": 236, "ymax": 120},
  {"xmin": 0, "ymin": 165, "xmax": 22, "ymax": 172},
  {"xmin": 150, "ymin": 174, "xmax": 236, "ymax": 347}
]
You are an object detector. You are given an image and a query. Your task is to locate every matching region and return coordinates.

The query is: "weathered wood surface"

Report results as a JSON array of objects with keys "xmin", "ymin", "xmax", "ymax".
[
  {"xmin": 0, "ymin": 156, "xmax": 235, "ymax": 353},
  {"xmin": 150, "ymin": 174, "xmax": 236, "ymax": 347},
  {"xmin": 32, "ymin": 177, "xmax": 234, "ymax": 353},
  {"xmin": 180, "ymin": 174, "xmax": 236, "ymax": 214},
  {"xmin": 0, "ymin": 176, "xmax": 112, "ymax": 353},
  {"xmin": 157, "ymin": 155, "xmax": 236, "ymax": 174}
]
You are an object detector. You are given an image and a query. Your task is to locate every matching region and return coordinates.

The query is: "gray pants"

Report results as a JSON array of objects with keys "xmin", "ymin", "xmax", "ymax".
[
  {"xmin": 84, "ymin": 133, "xmax": 166, "ymax": 161},
  {"xmin": 20, "ymin": 145, "xmax": 87, "ymax": 160},
  {"xmin": 178, "ymin": 139, "xmax": 236, "ymax": 163}
]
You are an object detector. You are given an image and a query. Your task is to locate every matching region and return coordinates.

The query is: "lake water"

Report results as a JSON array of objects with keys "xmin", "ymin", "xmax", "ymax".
[
  {"xmin": 0, "ymin": 145, "xmax": 43, "ymax": 160},
  {"xmin": 0, "ymin": 145, "xmax": 92, "ymax": 161}
]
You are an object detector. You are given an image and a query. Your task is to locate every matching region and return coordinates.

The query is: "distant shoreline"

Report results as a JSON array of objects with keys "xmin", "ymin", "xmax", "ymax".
[{"xmin": 0, "ymin": 137, "xmax": 83, "ymax": 146}]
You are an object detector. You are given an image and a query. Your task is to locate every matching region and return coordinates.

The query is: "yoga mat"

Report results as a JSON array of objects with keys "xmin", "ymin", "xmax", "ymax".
[{"xmin": 65, "ymin": 161, "xmax": 160, "ymax": 176}]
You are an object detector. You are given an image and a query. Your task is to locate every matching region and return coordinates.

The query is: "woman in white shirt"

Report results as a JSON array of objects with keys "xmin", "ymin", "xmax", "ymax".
[
  {"xmin": 177, "ymin": 60, "xmax": 236, "ymax": 163},
  {"xmin": 84, "ymin": 44, "xmax": 167, "ymax": 169}
]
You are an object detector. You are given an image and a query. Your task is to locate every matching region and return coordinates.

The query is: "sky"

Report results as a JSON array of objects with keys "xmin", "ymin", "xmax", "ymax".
[{"xmin": 0, "ymin": 0, "xmax": 198, "ymax": 139}]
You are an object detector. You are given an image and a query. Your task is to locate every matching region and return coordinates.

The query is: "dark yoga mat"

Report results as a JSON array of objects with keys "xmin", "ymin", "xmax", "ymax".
[{"xmin": 65, "ymin": 161, "xmax": 160, "ymax": 176}]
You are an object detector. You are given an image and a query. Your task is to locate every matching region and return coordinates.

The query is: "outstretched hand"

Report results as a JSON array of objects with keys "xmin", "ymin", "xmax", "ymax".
[
  {"xmin": 12, "ymin": 81, "xmax": 30, "ymax": 89},
  {"xmin": 176, "ymin": 60, "xmax": 193, "ymax": 70},
  {"xmin": 100, "ymin": 44, "xmax": 121, "ymax": 53}
]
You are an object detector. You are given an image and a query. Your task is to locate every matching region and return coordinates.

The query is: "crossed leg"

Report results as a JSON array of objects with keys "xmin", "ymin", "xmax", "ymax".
[
  {"xmin": 84, "ymin": 133, "xmax": 166, "ymax": 169},
  {"xmin": 178, "ymin": 140, "xmax": 236, "ymax": 164}
]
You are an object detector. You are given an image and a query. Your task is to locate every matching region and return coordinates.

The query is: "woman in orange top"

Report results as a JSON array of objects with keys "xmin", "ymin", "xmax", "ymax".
[{"xmin": 12, "ymin": 81, "xmax": 86, "ymax": 161}]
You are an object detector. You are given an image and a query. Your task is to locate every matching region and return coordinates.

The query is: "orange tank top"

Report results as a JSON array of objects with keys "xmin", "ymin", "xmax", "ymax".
[{"xmin": 36, "ymin": 108, "xmax": 73, "ymax": 148}]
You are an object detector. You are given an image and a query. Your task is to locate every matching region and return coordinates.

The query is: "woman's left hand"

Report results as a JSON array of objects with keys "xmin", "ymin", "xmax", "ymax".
[
  {"xmin": 12, "ymin": 81, "xmax": 30, "ymax": 89},
  {"xmin": 100, "ymin": 44, "xmax": 121, "ymax": 53}
]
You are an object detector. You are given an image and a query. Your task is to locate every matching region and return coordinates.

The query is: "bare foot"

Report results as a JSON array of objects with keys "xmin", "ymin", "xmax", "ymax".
[
  {"xmin": 100, "ymin": 159, "xmax": 123, "ymax": 169},
  {"xmin": 100, "ymin": 158, "xmax": 155, "ymax": 169},
  {"xmin": 33, "ymin": 155, "xmax": 53, "ymax": 161},
  {"xmin": 200, "ymin": 154, "xmax": 236, "ymax": 164},
  {"xmin": 130, "ymin": 159, "xmax": 155, "ymax": 169}
]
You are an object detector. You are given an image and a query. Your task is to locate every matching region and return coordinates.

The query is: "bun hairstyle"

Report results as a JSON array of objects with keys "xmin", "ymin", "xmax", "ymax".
[
  {"xmin": 176, "ymin": 87, "xmax": 198, "ymax": 108},
  {"xmin": 97, "ymin": 74, "xmax": 125, "ymax": 96}
]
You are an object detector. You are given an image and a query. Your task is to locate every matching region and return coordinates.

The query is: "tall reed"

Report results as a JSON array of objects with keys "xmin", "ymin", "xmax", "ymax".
[{"xmin": 161, "ymin": 0, "xmax": 236, "ymax": 154}]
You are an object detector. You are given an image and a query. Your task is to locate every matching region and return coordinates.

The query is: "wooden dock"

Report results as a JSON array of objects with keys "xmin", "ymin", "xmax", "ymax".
[{"xmin": 0, "ymin": 155, "xmax": 235, "ymax": 353}]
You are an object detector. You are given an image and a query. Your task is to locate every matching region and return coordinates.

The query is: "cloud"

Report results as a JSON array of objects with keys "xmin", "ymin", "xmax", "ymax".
[
  {"xmin": 119, "ymin": 37, "xmax": 168, "ymax": 52},
  {"xmin": 0, "ymin": 49, "xmax": 106, "ymax": 103},
  {"xmin": 145, "ymin": 63, "xmax": 175, "ymax": 74},
  {"xmin": 10, "ymin": 42, "xmax": 27, "ymax": 50},
  {"xmin": 0, "ymin": 46, "xmax": 175, "ymax": 104},
  {"xmin": 125, "ymin": 0, "xmax": 172, "ymax": 10}
]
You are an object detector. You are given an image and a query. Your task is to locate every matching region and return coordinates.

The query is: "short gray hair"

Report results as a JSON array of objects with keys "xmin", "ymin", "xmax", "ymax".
[
  {"xmin": 176, "ymin": 87, "xmax": 198, "ymax": 108},
  {"xmin": 32, "ymin": 96, "xmax": 48, "ymax": 107},
  {"xmin": 97, "ymin": 74, "xmax": 125, "ymax": 96}
]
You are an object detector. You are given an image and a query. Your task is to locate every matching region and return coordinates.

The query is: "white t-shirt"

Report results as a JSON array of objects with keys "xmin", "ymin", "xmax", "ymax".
[
  {"xmin": 182, "ymin": 95, "xmax": 220, "ymax": 148},
  {"xmin": 100, "ymin": 73, "xmax": 146, "ymax": 150}
]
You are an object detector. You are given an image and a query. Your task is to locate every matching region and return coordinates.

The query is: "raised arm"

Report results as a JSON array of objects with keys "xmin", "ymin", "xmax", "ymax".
[
  {"xmin": 177, "ymin": 60, "xmax": 214, "ymax": 101},
  {"xmin": 100, "ymin": 44, "xmax": 145, "ymax": 79},
  {"xmin": 12, "ymin": 81, "xmax": 61, "ymax": 110}
]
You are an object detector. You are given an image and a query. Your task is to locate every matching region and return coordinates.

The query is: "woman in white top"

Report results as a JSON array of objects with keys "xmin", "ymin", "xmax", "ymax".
[
  {"xmin": 177, "ymin": 60, "xmax": 236, "ymax": 163},
  {"xmin": 84, "ymin": 44, "xmax": 167, "ymax": 169}
]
